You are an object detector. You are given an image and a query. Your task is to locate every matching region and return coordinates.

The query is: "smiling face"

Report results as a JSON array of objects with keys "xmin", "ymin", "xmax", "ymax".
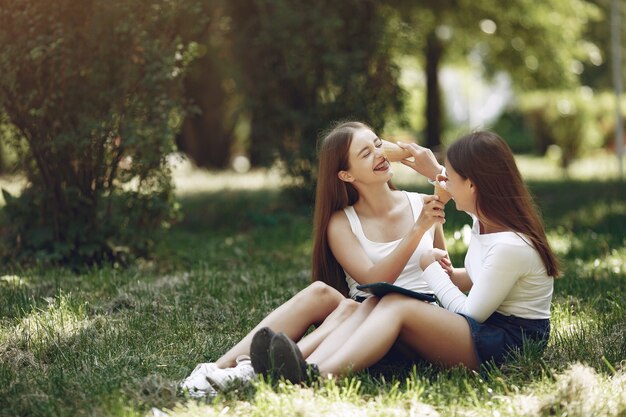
[
  {"xmin": 444, "ymin": 159, "xmax": 476, "ymax": 214},
  {"xmin": 338, "ymin": 128, "xmax": 393, "ymax": 185}
]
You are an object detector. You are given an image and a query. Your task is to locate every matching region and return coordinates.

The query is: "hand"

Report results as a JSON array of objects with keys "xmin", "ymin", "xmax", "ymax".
[
  {"xmin": 420, "ymin": 248, "xmax": 448, "ymax": 271},
  {"xmin": 438, "ymin": 255, "xmax": 453, "ymax": 277},
  {"xmin": 414, "ymin": 195, "xmax": 445, "ymax": 232},
  {"xmin": 397, "ymin": 142, "xmax": 442, "ymax": 180}
]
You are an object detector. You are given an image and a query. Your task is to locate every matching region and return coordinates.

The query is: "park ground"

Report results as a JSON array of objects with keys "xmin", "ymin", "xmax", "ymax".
[{"xmin": 0, "ymin": 152, "xmax": 625, "ymax": 417}]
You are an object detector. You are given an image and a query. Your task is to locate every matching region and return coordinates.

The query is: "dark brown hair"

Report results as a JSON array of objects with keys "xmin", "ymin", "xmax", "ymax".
[
  {"xmin": 311, "ymin": 121, "xmax": 395, "ymax": 295},
  {"xmin": 446, "ymin": 131, "xmax": 560, "ymax": 277}
]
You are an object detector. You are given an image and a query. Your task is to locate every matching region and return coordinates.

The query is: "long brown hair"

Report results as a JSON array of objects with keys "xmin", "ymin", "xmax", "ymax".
[
  {"xmin": 311, "ymin": 121, "xmax": 394, "ymax": 296},
  {"xmin": 446, "ymin": 131, "xmax": 560, "ymax": 277}
]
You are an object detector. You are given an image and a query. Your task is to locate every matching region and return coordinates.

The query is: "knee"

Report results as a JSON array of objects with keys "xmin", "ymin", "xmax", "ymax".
[
  {"xmin": 336, "ymin": 298, "xmax": 359, "ymax": 315},
  {"xmin": 378, "ymin": 293, "xmax": 410, "ymax": 312},
  {"xmin": 361, "ymin": 296, "xmax": 379, "ymax": 311},
  {"xmin": 301, "ymin": 281, "xmax": 343, "ymax": 308}
]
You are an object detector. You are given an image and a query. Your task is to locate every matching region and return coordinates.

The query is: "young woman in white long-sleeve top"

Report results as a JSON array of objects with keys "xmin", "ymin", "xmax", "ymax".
[{"xmin": 255, "ymin": 130, "xmax": 559, "ymax": 380}]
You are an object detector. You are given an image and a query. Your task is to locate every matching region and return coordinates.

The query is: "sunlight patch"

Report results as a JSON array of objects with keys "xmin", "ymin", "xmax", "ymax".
[
  {"xmin": 537, "ymin": 363, "xmax": 624, "ymax": 416},
  {"xmin": 0, "ymin": 274, "xmax": 29, "ymax": 288},
  {"xmin": 550, "ymin": 301, "xmax": 597, "ymax": 339},
  {"xmin": 493, "ymin": 364, "xmax": 625, "ymax": 417},
  {"xmin": 164, "ymin": 382, "xmax": 440, "ymax": 417},
  {"xmin": 572, "ymin": 247, "xmax": 626, "ymax": 280},
  {"xmin": 2, "ymin": 293, "xmax": 89, "ymax": 353},
  {"xmin": 547, "ymin": 231, "xmax": 572, "ymax": 255}
]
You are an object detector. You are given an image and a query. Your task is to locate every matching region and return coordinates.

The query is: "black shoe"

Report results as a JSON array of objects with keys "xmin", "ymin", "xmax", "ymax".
[
  {"xmin": 269, "ymin": 332, "xmax": 309, "ymax": 384},
  {"xmin": 306, "ymin": 362, "xmax": 321, "ymax": 382},
  {"xmin": 250, "ymin": 327, "xmax": 276, "ymax": 377}
]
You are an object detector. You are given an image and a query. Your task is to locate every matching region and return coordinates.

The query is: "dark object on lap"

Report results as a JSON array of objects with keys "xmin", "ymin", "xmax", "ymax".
[{"xmin": 356, "ymin": 282, "xmax": 437, "ymax": 303}]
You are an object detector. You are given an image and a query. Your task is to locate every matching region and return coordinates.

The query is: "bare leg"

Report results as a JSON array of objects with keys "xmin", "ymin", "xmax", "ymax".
[
  {"xmin": 305, "ymin": 297, "xmax": 378, "ymax": 363},
  {"xmin": 296, "ymin": 297, "xmax": 363, "ymax": 358},
  {"xmin": 316, "ymin": 294, "xmax": 479, "ymax": 376},
  {"xmin": 216, "ymin": 281, "xmax": 345, "ymax": 368}
]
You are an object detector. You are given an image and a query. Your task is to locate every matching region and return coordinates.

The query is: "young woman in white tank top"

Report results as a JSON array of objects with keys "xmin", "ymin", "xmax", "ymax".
[{"xmin": 180, "ymin": 121, "xmax": 446, "ymax": 396}]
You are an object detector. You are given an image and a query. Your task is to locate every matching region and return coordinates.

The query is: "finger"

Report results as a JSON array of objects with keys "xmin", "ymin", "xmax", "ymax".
[
  {"xmin": 439, "ymin": 257, "xmax": 452, "ymax": 266},
  {"xmin": 425, "ymin": 201, "xmax": 446, "ymax": 212},
  {"xmin": 438, "ymin": 260, "xmax": 452, "ymax": 272},
  {"xmin": 399, "ymin": 143, "xmax": 418, "ymax": 156},
  {"xmin": 423, "ymin": 195, "xmax": 439, "ymax": 204},
  {"xmin": 424, "ymin": 208, "xmax": 443, "ymax": 216},
  {"xmin": 432, "ymin": 201, "xmax": 445, "ymax": 210}
]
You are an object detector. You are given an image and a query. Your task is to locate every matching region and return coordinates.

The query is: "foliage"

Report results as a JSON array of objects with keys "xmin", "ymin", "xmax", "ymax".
[
  {"xmin": 388, "ymin": 0, "xmax": 600, "ymax": 148},
  {"xmin": 588, "ymin": 92, "xmax": 626, "ymax": 148},
  {"xmin": 518, "ymin": 89, "xmax": 626, "ymax": 167},
  {"xmin": 226, "ymin": 0, "xmax": 404, "ymax": 198},
  {"xmin": 488, "ymin": 108, "xmax": 537, "ymax": 154},
  {"xmin": 0, "ymin": 175, "xmax": 624, "ymax": 416},
  {"xmin": 579, "ymin": 0, "xmax": 626, "ymax": 90},
  {"xmin": 461, "ymin": 0, "xmax": 600, "ymax": 90},
  {"xmin": 0, "ymin": 0, "xmax": 198, "ymax": 266}
]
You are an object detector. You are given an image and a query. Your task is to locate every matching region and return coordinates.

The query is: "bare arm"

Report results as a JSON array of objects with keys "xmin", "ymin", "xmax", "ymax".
[
  {"xmin": 433, "ymin": 223, "xmax": 446, "ymax": 251},
  {"xmin": 432, "ymin": 224, "xmax": 472, "ymax": 291},
  {"xmin": 328, "ymin": 196, "xmax": 444, "ymax": 285},
  {"xmin": 450, "ymin": 268, "xmax": 472, "ymax": 292}
]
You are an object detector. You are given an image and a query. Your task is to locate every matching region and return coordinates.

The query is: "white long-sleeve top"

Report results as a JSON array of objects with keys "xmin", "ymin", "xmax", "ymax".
[{"xmin": 422, "ymin": 215, "xmax": 554, "ymax": 322}]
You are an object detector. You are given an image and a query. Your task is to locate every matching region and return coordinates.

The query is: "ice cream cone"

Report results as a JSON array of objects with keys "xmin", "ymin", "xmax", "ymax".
[
  {"xmin": 433, "ymin": 174, "xmax": 452, "ymax": 204},
  {"xmin": 381, "ymin": 140, "xmax": 412, "ymax": 162}
]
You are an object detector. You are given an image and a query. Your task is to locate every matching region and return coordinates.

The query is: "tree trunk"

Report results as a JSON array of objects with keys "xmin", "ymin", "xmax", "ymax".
[
  {"xmin": 424, "ymin": 32, "xmax": 444, "ymax": 151},
  {"xmin": 0, "ymin": 145, "xmax": 5, "ymax": 174},
  {"xmin": 176, "ymin": 55, "xmax": 232, "ymax": 169}
]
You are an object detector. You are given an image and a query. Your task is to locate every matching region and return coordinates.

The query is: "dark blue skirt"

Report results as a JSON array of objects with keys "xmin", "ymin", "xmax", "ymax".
[{"xmin": 461, "ymin": 311, "xmax": 550, "ymax": 366}]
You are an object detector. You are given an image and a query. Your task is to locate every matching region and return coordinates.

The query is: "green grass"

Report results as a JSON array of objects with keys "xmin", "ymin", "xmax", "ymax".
[{"xmin": 0, "ymin": 161, "xmax": 625, "ymax": 416}]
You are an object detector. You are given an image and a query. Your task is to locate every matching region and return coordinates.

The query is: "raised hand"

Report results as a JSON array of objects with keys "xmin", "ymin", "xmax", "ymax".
[
  {"xmin": 419, "ymin": 248, "xmax": 449, "ymax": 271},
  {"xmin": 414, "ymin": 195, "xmax": 445, "ymax": 233},
  {"xmin": 397, "ymin": 142, "xmax": 443, "ymax": 181},
  {"xmin": 438, "ymin": 255, "xmax": 453, "ymax": 277}
]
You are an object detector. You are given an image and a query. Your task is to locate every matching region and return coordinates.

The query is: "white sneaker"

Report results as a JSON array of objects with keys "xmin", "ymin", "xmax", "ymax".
[
  {"xmin": 179, "ymin": 362, "xmax": 219, "ymax": 398},
  {"xmin": 206, "ymin": 355, "xmax": 256, "ymax": 390}
]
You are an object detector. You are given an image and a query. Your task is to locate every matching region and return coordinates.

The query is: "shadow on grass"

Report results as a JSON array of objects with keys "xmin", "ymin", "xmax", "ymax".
[{"xmin": 0, "ymin": 180, "xmax": 624, "ymax": 416}]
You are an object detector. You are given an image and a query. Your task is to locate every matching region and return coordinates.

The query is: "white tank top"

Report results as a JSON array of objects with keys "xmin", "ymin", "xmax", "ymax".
[{"xmin": 343, "ymin": 191, "xmax": 435, "ymax": 300}]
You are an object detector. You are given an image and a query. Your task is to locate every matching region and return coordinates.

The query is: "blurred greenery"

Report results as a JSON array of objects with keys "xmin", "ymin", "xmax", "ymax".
[
  {"xmin": 386, "ymin": 0, "xmax": 599, "ymax": 150},
  {"xmin": 0, "ymin": 0, "xmax": 624, "ymax": 266},
  {"xmin": 226, "ymin": 0, "xmax": 404, "ymax": 197},
  {"xmin": 0, "ymin": 0, "xmax": 199, "ymax": 266}
]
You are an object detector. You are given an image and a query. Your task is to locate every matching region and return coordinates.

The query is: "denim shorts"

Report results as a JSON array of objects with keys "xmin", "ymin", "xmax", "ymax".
[{"xmin": 461, "ymin": 311, "xmax": 550, "ymax": 366}]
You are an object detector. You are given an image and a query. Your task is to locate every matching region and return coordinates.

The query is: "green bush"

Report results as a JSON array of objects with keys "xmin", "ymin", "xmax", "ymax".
[
  {"xmin": 518, "ymin": 89, "xmax": 605, "ymax": 167},
  {"xmin": 587, "ymin": 92, "xmax": 626, "ymax": 149},
  {"xmin": 489, "ymin": 109, "xmax": 536, "ymax": 154},
  {"xmin": 0, "ymin": 0, "xmax": 196, "ymax": 266}
]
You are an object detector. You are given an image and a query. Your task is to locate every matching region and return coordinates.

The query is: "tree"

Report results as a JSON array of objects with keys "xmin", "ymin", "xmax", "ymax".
[
  {"xmin": 389, "ymin": 0, "xmax": 599, "ymax": 149},
  {"xmin": 226, "ymin": 0, "xmax": 404, "ymax": 197},
  {"xmin": 579, "ymin": 0, "xmax": 626, "ymax": 90},
  {"xmin": 174, "ymin": 2, "xmax": 240, "ymax": 169},
  {"xmin": 0, "ymin": 0, "xmax": 197, "ymax": 265}
]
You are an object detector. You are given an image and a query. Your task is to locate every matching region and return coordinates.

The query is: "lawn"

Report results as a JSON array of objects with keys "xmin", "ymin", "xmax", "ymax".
[{"xmin": 0, "ymin": 155, "xmax": 625, "ymax": 417}]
